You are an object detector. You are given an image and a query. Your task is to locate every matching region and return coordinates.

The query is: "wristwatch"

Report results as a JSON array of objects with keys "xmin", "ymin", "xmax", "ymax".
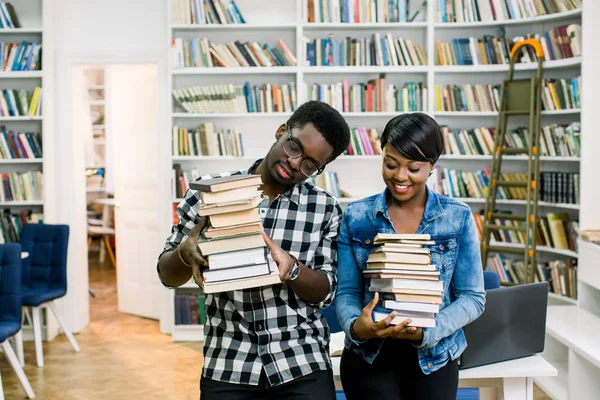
[{"xmin": 288, "ymin": 254, "xmax": 301, "ymax": 281}]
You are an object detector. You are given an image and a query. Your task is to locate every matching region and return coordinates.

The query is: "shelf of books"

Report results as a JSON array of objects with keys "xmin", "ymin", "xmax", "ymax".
[
  {"xmin": 0, "ymin": 0, "xmax": 45, "ymax": 245},
  {"xmin": 165, "ymin": 0, "xmax": 583, "ymax": 341}
]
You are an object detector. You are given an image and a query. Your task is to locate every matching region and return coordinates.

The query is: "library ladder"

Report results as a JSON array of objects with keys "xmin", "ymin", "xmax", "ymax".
[{"xmin": 480, "ymin": 39, "xmax": 545, "ymax": 285}]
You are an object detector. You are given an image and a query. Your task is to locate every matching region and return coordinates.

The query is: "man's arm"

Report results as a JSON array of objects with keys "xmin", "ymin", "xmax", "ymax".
[
  {"xmin": 261, "ymin": 203, "xmax": 341, "ymax": 306},
  {"xmin": 158, "ymin": 218, "xmax": 209, "ymax": 287},
  {"xmin": 157, "ymin": 183, "xmax": 210, "ymax": 288},
  {"xmin": 262, "ymin": 232, "xmax": 330, "ymax": 303},
  {"xmin": 286, "ymin": 261, "xmax": 331, "ymax": 304},
  {"xmin": 158, "ymin": 246, "xmax": 194, "ymax": 288}
]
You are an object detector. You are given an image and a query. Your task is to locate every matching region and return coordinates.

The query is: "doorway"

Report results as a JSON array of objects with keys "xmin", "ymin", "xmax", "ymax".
[{"xmin": 71, "ymin": 62, "xmax": 163, "ymax": 326}]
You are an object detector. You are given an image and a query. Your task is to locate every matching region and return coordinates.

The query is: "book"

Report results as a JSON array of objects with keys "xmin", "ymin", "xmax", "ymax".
[
  {"xmin": 207, "ymin": 247, "xmax": 267, "ymax": 270},
  {"xmin": 366, "ymin": 251, "xmax": 432, "ymax": 265},
  {"xmin": 374, "ymin": 233, "xmax": 431, "ymax": 243},
  {"xmin": 189, "ymin": 174, "xmax": 262, "ymax": 192},
  {"xmin": 379, "ymin": 292, "xmax": 442, "ymax": 304},
  {"xmin": 381, "ymin": 300, "xmax": 440, "ymax": 314},
  {"xmin": 394, "ymin": 239, "xmax": 436, "ymax": 245},
  {"xmin": 580, "ymin": 229, "xmax": 600, "ymax": 243},
  {"xmin": 370, "ymin": 277, "xmax": 443, "ymax": 292},
  {"xmin": 203, "ymin": 262, "xmax": 271, "ymax": 283},
  {"xmin": 363, "ymin": 269, "xmax": 440, "ymax": 281},
  {"xmin": 198, "ymin": 193, "xmax": 263, "ymax": 216},
  {"xmin": 203, "ymin": 256, "xmax": 281, "ymax": 294},
  {"xmin": 208, "ymin": 207, "xmax": 262, "ymax": 228},
  {"xmin": 373, "ymin": 311, "xmax": 435, "ymax": 328},
  {"xmin": 372, "ymin": 244, "xmax": 431, "ymax": 254},
  {"xmin": 366, "ymin": 261, "xmax": 437, "ymax": 271},
  {"xmin": 200, "ymin": 185, "xmax": 260, "ymax": 205},
  {"xmin": 371, "ymin": 287, "xmax": 442, "ymax": 296},
  {"xmin": 203, "ymin": 221, "xmax": 263, "ymax": 239},
  {"xmin": 197, "ymin": 232, "xmax": 265, "ymax": 255}
]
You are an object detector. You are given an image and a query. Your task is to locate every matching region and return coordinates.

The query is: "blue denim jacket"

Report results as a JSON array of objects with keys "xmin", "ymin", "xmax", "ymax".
[{"xmin": 335, "ymin": 186, "xmax": 485, "ymax": 374}]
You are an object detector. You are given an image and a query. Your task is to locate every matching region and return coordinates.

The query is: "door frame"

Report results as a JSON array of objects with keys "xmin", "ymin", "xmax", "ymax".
[{"xmin": 54, "ymin": 51, "xmax": 169, "ymax": 334}]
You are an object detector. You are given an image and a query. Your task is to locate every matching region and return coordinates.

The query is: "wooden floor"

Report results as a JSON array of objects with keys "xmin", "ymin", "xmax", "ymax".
[{"xmin": 0, "ymin": 258, "xmax": 552, "ymax": 399}]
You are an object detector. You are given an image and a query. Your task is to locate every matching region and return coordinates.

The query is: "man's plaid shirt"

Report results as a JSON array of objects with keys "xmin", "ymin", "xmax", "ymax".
[{"xmin": 159, "ymin": 159, "xmax": 342, "ymax": 387}]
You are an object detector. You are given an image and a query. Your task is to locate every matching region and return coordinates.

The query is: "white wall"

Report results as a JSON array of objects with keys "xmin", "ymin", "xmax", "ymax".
[
  {"xmin": 580, "ymin": 1, "xmax": 600, "ymax": 231},
  {"xmin": 50, "ymin": 0, "xmax": 168, "ymax": 333}
]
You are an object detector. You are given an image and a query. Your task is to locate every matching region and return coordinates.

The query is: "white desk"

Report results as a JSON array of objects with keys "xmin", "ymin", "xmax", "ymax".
[
  {"xmin": 332, "ymin": 354, "xmax": 557, "ymax": 400},
  {"xmin": 93, "ymin": 198, "xmax": 117, "ymax": 207},
  {"xmin": 91, "ymin": 198, "xmax": 118, "ymax": 263}
]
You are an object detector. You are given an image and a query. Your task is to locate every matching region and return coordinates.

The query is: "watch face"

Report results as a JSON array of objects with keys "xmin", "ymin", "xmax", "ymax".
[{"xmin": 289, "ymin": 262, "xmax": 300, "ymax": 280}]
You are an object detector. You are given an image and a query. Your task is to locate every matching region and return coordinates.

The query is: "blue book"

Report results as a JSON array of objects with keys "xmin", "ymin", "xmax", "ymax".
[
  {"xmin": 230, "ymin": 0, "xmax": 246, "ymax": 23},
  {"xmin": 306, "ymin": 42, "xmax": 315, "ymax": 66},
  {"xmin": 380, "ymin": 38, "xmax": 389, "ymax": 66},
  {"xmin": 343, "ymin": 0, "xmax": 349, "ymax": 23},
  {"xmin": 329, "ymin": 171, "xmax": 340, "ymax": 197},
  {"xmin": 458, "ymin": 38, "xmax": 473, "ymax": 65}
]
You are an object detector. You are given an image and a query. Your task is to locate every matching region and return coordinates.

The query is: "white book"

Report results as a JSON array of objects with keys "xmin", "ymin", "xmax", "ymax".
[
  {"xmin": 373, "ymin": 311, "xmax": 435, "ymax": 328},
  {"xmin": 370, "ymin": 278, "xmax": 443, "ymax": 292},
  {"xmin": 203, "ymin": 262, "xmax": 271, "ymax": 283},
  {"xmin": 203, "ymin": 257, "xmax": 281, "ymax": 294},
  {"xmin": 208, "ymin": 247, "xmax": 267, "ymax": 270},
  {"xmin": 373, "ymin": 233, "xmax": 431, "ymax": 243},
  {"xmin": 373, "ymin": 244, "xmax": 430, "ymax": 254},
  {"xmin": 382, "ymin": 300, "xmax": 440, "ymax": 314}
]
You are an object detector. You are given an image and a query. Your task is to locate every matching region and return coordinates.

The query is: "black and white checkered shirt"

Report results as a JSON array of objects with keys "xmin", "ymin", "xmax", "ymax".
[{"xmin": 159, "ymin": 159, "xmax": 341, "ymax": 387}]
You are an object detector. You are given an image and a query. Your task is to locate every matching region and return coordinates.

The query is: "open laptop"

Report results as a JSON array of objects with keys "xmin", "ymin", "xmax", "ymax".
[{"xmin": 459, "ymin": 281, "xmax": 549, "ymax": 369}]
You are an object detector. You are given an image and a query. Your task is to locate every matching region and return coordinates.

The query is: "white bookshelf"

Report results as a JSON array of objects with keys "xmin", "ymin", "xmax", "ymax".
[
  {"xmin": 83, "ymin": 67, "xmax": 107, "ymax": 192},
  {"xmin": 0, "ymin": 158, "xmax": 42, "ymax": 164},
  {"xmin": 163, "ymin": 0, "xmax": 583, "ymax": 343},
  {"xmin": 0, "ymin": 0, "xmax": 59, "ymax": 343},
  {"xmin": 538, "ymin": 241, "xmax": 600, "ymax": 399},
  {"xmin": 434, "ymin": 8, "xmax": 581, "ymax": 28},
  {"xmin": 0, "ymin": 0, "xmax": 45, "ymax": 231}
]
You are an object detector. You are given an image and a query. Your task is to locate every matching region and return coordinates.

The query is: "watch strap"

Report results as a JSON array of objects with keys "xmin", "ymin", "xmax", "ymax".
[{"xmin": 288, "ymin": 254, "xmax": 300, "ymax": 281}]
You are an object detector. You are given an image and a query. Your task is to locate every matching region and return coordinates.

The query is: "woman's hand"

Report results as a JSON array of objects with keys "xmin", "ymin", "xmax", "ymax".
[
  {"xmin": 352, "ymin": 292, "xmax": 420, "ymax": 340},
  {"xmin": 389, "ymin": 326, "xmax": 424, "ymax": 342}
]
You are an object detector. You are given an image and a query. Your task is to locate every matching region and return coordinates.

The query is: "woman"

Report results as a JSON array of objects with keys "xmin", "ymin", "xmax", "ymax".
[{"xmin": 335, "ymin": 113, "xmax": 486, "ymax": 399}]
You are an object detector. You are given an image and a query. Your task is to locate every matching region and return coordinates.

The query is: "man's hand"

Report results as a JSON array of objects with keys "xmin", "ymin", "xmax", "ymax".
[
  {"xmin": 261, "ymin": 231, "xmax": 294, "ymax": 281},
  {"xmin": 352, "ymin": 292, "xmax": 420, "ymax": 340},
  {"xmin": 179, "ymin": 216, "xmax": 209, "ymax": 287}
]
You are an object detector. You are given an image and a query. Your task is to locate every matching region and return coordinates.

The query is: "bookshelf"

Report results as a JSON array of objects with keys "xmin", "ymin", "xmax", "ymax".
[
  {"xmin": 83, "ymin": 67, "xmax": 107, "ymax": 195},
  {"xmin": 0, "ymin": 0, "xmax": 45, "ymax": 233},
  {"xmin": 0, "ymin": 0, "xmax": 59, "ymax": 342},
  {"xmin": 163, "ymin": 0, "xmax": 583, "ymax": 342}
]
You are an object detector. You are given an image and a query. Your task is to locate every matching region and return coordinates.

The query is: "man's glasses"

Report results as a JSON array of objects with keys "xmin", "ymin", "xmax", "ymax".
[{"xmin": 282, "ymin": 130, "xmax": 324, "ymax": 177}]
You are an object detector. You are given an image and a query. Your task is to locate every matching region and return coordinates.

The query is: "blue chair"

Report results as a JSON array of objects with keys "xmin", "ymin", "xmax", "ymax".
[
  {"xmin": 0, "ymin": 244, "xmax": 35, "ymax": 398},
  {"xmin": 483, "ymin": 270, "xmax": 500, "ymax": 290},
  {"xmin": 16, "ymin": 224, "xmax": 80, "ymax": 368},
  {"xmin": 321, "ymin": 304, "xmax": 342, "ymax": 334}
]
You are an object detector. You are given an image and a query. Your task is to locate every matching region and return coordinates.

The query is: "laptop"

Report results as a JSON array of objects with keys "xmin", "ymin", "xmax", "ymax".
[{"xmin": 459, "ymin": 281, "xmax": 549, "ymax": 369}]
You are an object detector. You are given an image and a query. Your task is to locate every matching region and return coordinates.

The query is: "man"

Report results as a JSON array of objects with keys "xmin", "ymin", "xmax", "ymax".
[{"xmin": 157, "ymin": 100, "xmax": 351, "ymax": 399}]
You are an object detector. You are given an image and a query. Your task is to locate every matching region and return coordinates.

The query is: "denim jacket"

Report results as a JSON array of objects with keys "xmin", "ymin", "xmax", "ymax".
[{"xmin": 335, "ymin": 186, "xmax": 485, "ymax": 374}]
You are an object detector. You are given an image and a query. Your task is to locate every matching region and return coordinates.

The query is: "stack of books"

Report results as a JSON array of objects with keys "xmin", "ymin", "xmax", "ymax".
[
  {"xmin": 366, "ymin": 233, "xmax": 442, "ymax": 328},
  {"xmin": 189, "ymin": 175, "xmax": 280, "ymax": 293}
]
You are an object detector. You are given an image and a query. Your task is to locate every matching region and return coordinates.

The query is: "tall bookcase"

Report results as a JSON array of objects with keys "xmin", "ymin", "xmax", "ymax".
[
  {"xmin": 0, "ymin": 0, "xmax": 44, "ymax": 211},
  {"xmin": 163, "ymin": 0, "xmax": 583, "ymax": 346},
  {"xmin": 0, "ymin": 0, "xmax": 59, "ymax": 341}
]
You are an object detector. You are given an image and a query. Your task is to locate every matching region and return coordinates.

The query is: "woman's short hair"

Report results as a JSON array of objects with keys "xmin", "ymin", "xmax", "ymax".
[{"xmin": 380, "ymin": 113, "xmax": 444, "ymax": 164}]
